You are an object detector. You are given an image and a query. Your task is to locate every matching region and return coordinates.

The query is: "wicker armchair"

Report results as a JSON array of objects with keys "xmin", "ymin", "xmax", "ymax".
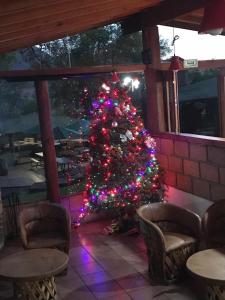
[
  {"xmin": 19, "ymin": 202, "xmax": 71, "ymax": 254},
  {"xmin": 202, "ymin": 199, "xmax": 225, "ymax": 248},
  {"xmin": 137, "ymin": 203, "xmax": 201, "ymax": 285}
]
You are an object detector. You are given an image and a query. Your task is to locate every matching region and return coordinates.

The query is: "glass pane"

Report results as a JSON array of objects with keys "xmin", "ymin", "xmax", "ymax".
[
  {"xmin": 0, "ymin": 80, "xmax": 47, "ymax": 237},
  {"xmin": 0, "ymin": 24, "xmax": 143, "ymax": 70},
  {"xmin": 178, "ymin": 69, "xmax": 220, "ymax": 137},
  {"xmin": 48, "ymin": 72, "xmax": 146, "ymax": 197}
]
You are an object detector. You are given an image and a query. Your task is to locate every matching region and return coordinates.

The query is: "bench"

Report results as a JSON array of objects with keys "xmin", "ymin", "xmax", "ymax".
[{"xmin": 30, "ymin": 158, "xmax": 41, "ymax": 168}]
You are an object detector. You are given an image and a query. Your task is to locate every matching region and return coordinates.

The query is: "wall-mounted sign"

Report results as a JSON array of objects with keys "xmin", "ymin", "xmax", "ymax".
[{"xmin": 184, "ymin": 59, "xmax": 198, "ymax": 69}]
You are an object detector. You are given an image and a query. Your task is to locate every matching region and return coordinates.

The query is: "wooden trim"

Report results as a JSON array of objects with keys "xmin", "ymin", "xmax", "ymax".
[
  {"xmin": 175, "ymin": 15, "xmax": 202, "ymax": 25},
  {"xmin": 152, "ymin": 131, "xmax": 225, "ymax": 148},
  {"xmin": 165, "ymin": 81, "xmax": 172, "ymax": 132},
  {"xmin": 0, "ymin": 64, "xmax": 145, "ymax": 82},
  {"xmin": 142, "ymin": 26, "xmax": 166, "ymax": 132},
  {"xmin": 218, "ymin": 73, "xmax": 225, "ymax": 138},
  {"xmin": 1, "ymin": 59, "xmax": 225, "ymax": 82},
  {"xmin": 164, "ymin": 20, "xmax": 201, "ymax": 31},
  {"xmin": 161, "ymin": 60, "xmax": 225, "ymax": 71},
  {"xmin": 173, "ymin": 71, "xmax": 180, "ymax": 133},
  {"xmin": 35, "ymin": 80, "xmax": 60, "ymax": 203}
]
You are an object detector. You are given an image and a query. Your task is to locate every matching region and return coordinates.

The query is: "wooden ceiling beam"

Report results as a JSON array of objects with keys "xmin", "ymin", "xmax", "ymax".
[
  {"xmin": 0, "ymin": 64, "xmax": 145, "ymax": 82},
  {"xmin": 142, "ymin": 0, "xmax": 205, "ymax": 27},
  {"xmin": 122, "ymin": 0, "xmax": 205, "ymax": 34},
  {"xmin": 164, "ymin": 20, "xmax": 200, "ymax": 31},
  {"xmin": 175, "ymin": 15, "xmax": 202, "ymax": 25},
  {"xmin": 1, "ymin": 59, "xmax": 225, "ymax": 82}
]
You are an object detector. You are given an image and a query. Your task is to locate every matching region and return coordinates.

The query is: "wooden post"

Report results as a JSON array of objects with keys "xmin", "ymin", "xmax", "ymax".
[
  {"xmin": 219, "ymin": 72, "xmax": 225, "ymax": 137},
  {"xmin": 35, "ymin": 80, "xmax": 60, "ymax": 203},
  {"xmin": 142, "ymin": 25, "xmax": 166, "ymax": 132}
]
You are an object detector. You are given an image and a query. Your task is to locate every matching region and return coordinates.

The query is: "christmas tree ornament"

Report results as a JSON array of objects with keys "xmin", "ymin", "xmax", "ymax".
[
  {"xmin": 125, "ymin": 130, "xmax": 134, "ymax": 140},
  {"xmin": 112, "ymin": 121, "xmax": 118, "ymax": 127},
  {"xmin": 115, "ymin": 107, "xmax": 123, "ymax": 116},
  {"xmin": 145, "ymin": 136, "xmax": 156, "ymax": 148},
  {"xmin": 112, "ymin": 71, "xmax": 120, "ymax": 83},
  {"xmin": 120, "ymin": 134, "xmax": 127, "ymax": 143}
]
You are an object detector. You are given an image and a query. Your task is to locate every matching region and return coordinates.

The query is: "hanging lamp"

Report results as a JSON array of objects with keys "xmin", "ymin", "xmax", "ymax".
[
  {"xmin": 168, "ymin": 28, "xmax": 182, "ymax": 133},
  {"xmin": 169, "ymin": 56, "xmax": 183, "ymax": 72},
  {"xmin": 199, "ymin": 0, "xmax": 225, "ymax": 35},
  {"xmin": 169, "ymin": 31, "xmax": 183, "ymax": 71}
]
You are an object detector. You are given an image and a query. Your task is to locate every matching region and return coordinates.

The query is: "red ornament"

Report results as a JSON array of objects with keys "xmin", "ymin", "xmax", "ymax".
[
  {"xmin": 66, "ymin": 173, "xmax": 73, "ymax": 185},
  {"xmin": 115, "ymin": 107, "xmax": 122, "ymax": 116},
  {"xmin": 112, "ymin": 72, "xmax": 120, "ymax": 83},
  {"xmin": 112, "ymin": 88, "xmax": 119, "ymax": 98}
]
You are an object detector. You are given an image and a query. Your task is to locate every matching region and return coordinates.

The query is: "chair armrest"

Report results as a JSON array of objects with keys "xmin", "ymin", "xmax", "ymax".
[
  {"xmin": 60, "ymin": 206, "xmax": 71, "ymax": 243},
  {"xmin": 170, "ymin": 205, "xmax": 201, "ymax": 239},
  {"xmin": 138, "ymin": 215, "xmax": 166, "ymax": 253},
  {"xmin": 18, "ymin": 213, "xmax": 28, "ymax": 248}
]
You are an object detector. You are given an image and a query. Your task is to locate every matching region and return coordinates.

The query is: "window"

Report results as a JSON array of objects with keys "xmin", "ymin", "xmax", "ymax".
[
  {"xmin": 163, "ymin": 67, "xmax": 222, "ymax": 137},
  {"xmin": 178, "ymin": 69, "xmax": 220, "ymax": 137}
]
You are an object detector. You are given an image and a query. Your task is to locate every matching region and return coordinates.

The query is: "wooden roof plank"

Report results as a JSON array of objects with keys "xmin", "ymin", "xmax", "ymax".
[
  {"xmin": 0, "ymin": 0, "xmax": 110, "ymax": 25},
  {"xmin": 0, "ymin": 0, "xmax": 67, "ymax": 16},
  {"xmin": 0, "ymin": 0, "xmax": 208, "ymax": 54},
  {"xmin": 0, "ymin": 9, "xmax": 126, "ymax": 48},
  {"xmin": 0, "ymin": 0, "xmax": 160, "ymax": 22},
  {"xmin": 0, "ymin": 0, "xmax": 161, "ymax": 53},
  {"xmin": 0, "ymin": 4, "xmax": 123, "ymax": 41}
]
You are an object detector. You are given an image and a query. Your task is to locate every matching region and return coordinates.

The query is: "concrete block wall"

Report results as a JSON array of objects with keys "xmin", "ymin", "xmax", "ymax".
[{"xmin": 153, "ymin": 132, "xmax": 225, "ymax": 202}]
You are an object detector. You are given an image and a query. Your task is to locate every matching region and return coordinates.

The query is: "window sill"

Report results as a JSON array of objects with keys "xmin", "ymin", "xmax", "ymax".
[{"xmin": 152, "ymin": 132, "xmax": 225, "ymax": 148}]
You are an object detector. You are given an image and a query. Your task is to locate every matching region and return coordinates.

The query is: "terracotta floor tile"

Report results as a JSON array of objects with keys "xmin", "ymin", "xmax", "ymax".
[
  {"xmin": 72, "ymin": 260, "xmax": 105, "ymax": 275},
  {"xmin": 87, "ymin": 280, "xmax": 123, "ymax": 299},
  {"xmin": 117, "ymin": 273, "xmax": 150, "ymax": 291},
  {"xmin": 69, "ymin": 248, "xmax": 95, "ymax": 266},
  {"xmin": 80, "ymin": 270, "xmax": 113, "ymax": 285},
  {"xmin": 100, "ymin": 291, "xmax": 132, "ymax": 300},
  {"xmin": 58, "ymin": 285, "xmax": 96, "ymax": 300},
  {"xmin": 127, "ymin": 285, "xmax": 157, "ymax": 300},
  {"xmin": 56, "ymin": 273, "xmax": 85, "ymax": 294}
]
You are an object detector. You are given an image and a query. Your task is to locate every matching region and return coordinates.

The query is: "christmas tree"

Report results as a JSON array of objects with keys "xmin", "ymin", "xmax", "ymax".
[{"xmin": 78, "ymin": 73, "xmax": 164, "ymax": 224}]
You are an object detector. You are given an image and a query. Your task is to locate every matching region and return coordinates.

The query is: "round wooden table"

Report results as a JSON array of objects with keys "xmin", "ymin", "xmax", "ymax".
[
  {"xmin": 0, "ymin": 248, "xmax": 68, "ymax": 300},
  {"xmin": 186, "ymin": 248, "xmax": 225, "ymax": 300}
]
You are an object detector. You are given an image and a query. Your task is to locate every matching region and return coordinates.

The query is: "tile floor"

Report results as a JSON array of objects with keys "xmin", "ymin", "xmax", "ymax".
[{"xmin": 0, "ymin": 219, "xmax": 203, "ymax": 300}]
